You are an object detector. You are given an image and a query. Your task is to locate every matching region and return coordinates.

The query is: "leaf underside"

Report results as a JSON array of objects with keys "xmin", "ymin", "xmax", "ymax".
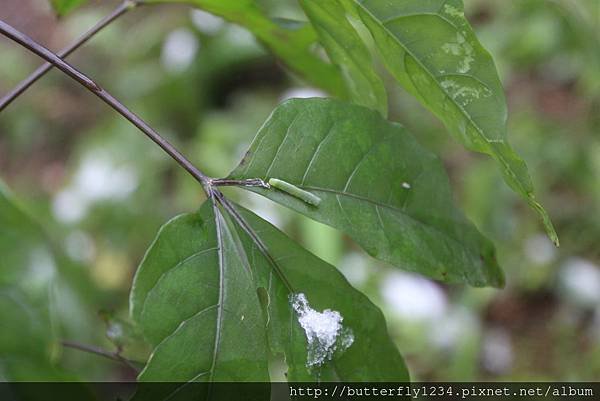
[
  {"xmin": 300, "ymin": 0, "xmax": 388, "ymax": 116},
  {"xmin": 130, "ymin": 201, "xmax": 408, "ymax": 394},
  {"xmin": 229, "ymin": 98, "xmax": 504, "ymax": 288},
  {"xmin": 346, "ymin": 0, "xmax": 557, "ymax": 245}
]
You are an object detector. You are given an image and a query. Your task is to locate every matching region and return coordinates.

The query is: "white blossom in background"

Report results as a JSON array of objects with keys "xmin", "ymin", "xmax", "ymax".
[
  {"xmin": 279, "ymin": 87, "xmax": 327, "ymax": 102},
  {"xmin": 290, "ymin": 293, "xmax": 354, "ymax": 368},
  {"xmin": 430, "ymin": 306, "xmax": 478, "ymax": 351},
  {"xmin": 161, "ymin": 28, "xmax": 199, "ymax": 74},
  {"xmin": 52, "ymin": 188, "xmax": 88, "ymax": 224},
  {"xmin": 339, "ymin": 252, "xmax": 369, "ymax": 287},
  {"xmin": 559, "ymin": 258, "xmax": 600, "ymax": 307},
  {"xmin": 222, "ymin": 25, "xmax": 255, "ymax": 47},
  {"xmin": 65, "ymin": 230, "xmax": 96, "ymax": 263},
  {"xmin": 524, "ymin": 233, "xmax": 557, "ymax": 265},
  {"xmin": 190, "ymin": 9, "xmax": 225, "ymax": 35},
  {"xmin": 73, "ymin": 152, "xmax": 138, "ymax": 201},
  {"xmin": 482, "ymin": 328, "xmax": 513, "ymax": 375},
  {"xmin": 52, "ymin": 151, "xmax": 138, "ymax": 224},
  {"xmin": 380, "ymin": 271, "xmax": 447, "ymax": 322},
  {"xmin": 26, "ymin": 248, "xmax": 57, "ymax": 291}
]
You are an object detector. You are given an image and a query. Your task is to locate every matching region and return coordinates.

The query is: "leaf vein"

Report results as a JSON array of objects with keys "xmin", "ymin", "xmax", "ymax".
[
  {"xmin": 301, "ymin": 121, "xmax": 336, "ymax": 185},
  {"xmin": 264, "ymin": 111, "xmax": 304, "ymax": 179},
  {"xmin": 139, "ymin": 247, "xmax": 219, "ymax": 320}
]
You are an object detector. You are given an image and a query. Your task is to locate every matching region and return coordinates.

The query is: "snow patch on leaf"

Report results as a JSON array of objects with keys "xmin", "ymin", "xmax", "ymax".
[
  {"xmin": 290, "ymin": 293, "xmax": 354, "ymax": 368},
  {"xmin": 441, "ymin": 33, "xmax": 474, "ymax": 73},
  {"xmin": 440, "ymin": 79, "xmax": 492, "ymax": 107},
  {"xmin": 443, "ymin": 4, "xmax": 464, "ymax": 19}
]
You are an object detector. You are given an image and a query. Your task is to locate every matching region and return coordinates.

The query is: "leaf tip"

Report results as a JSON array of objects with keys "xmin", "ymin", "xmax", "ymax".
[
  {"xmin": 547, "ymin": 225, "xmax": 560, "ymax": 248},
  {"xmin": 529, "ymin": 196, "xmax": 559, "ymax": 247}
]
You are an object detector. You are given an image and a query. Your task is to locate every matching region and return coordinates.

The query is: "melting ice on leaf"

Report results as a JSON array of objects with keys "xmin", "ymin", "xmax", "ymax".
[
  {"xmin": 290, "ymin": 293, "xmax": 354, "ymax": 369},
  {"xmin": 130, "ymin": 201, "xmax": 409, "ymax": 389}
]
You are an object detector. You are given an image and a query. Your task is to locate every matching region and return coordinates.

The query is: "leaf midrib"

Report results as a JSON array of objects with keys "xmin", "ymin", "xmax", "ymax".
[
  {"xmin": 300, "ymin": 184, "xmax": 480, "ymax": 260},
  {"xmin": 209, "ymin": 206, "xmax": 227, "ymax": 383}
]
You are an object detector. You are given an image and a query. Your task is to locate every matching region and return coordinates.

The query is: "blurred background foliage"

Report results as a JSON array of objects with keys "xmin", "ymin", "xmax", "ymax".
[{"xmin": 0, "ymin": 0, "xmax": 598, "ymax": 381}]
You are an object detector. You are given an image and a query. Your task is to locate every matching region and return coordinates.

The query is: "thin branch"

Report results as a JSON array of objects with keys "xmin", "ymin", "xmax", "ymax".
[
  {"xmin": 61, "ymin": 340, "xmax": 140, "ymax": 374},
  {"xmin": 0, "ymin": 0, "xmax": 138, "ymax": 112},
  {"xmin": 210, "ymin": 178, "xmax": 270, "ymax": 189},
  {"xmin": 0, "ymin": 20, "xmax": 211, "ymax": 193}
]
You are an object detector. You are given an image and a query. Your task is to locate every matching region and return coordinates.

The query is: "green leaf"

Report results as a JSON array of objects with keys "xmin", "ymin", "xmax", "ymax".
[
  {"xmin": 229, "ymin": 202, "xmax": 409, "ymax": 381},
  {"xmin": 0, "ymin": 181, "xmax": 100, "ymax": 301},
  {"xmin": 130, "ymin": 206, "xmax": 269, "ymax": 383},
  {"xmin": 0, "ymin": 184, "xmax": 62, "ymax": 379},
  {"xmin": 0, "ymin": 181, "xmax": 104, "ymax": 380},
  {"xmin": 345, "ymin": 0, "xmax": 557, "ymax": 245},
  {"xmin": 0, "ymin": 289, "xmax": 62, "ymax": 380},
  {"xmin": 143, "ymin": 0, "xmax": 345, "ymax": 96},
  {"xmin": 49, "ymin": 0, "xmax": 88, "ymax": 16},
  {"xmin": 0, "ymin": 182, "xmax": 44, "ymax": 286},
  {"xmin": 229, "ymin": 98, "xmax": 503, "ymax": 287},
  {"xmin": 299, "ymin": 0, "xmax": 388, "ymax": 116},
  {"xmin": 130, "ymin": 201, "xmax": 408, "ymax": 383}
]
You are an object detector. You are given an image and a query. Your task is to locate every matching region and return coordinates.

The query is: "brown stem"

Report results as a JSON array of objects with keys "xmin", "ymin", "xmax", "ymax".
[
  {"xmin": 0, "ymin": 1, "xmax": 138, "ymax": 112},
  {"xmin": 61, "ymin": 340, "xmax": 140, "ymax": 374},
  {"xmin": 0, "ymin": 19, "xmax": 210, "ymax": 193}
]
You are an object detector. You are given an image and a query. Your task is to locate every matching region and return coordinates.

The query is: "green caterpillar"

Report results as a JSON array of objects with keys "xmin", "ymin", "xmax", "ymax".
[{"xmin": 268, "ymin": 178, "xmax": 321, "ymax": 206}]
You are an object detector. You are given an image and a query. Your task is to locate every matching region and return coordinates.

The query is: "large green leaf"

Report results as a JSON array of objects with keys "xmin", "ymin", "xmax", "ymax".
[
  {"xmin": 130, "ymin": 205, "xmax": 269, "ymax": 383},
  {"xmin": 0, "ymin": 182, "xmax": 84, "ymax": 379},
  {"xmin": 144, "ymin": 0, "xmax": 345, "ymax": 96},
  {"xmin": 344, "ymin": 0, "xmax": 557, "ymax": 245},
  {"xmin": 0, "ymin": 182, "xmax": 100, "ymax": 302},
  {"xmin": 299, "ymin": 0, "xmax": 388, "ymax": 116},
  {"xmin": 0, "ymin": 289, "xmax": 63, "ymax": 380},
  {"xmin": 130, "ymin": 201, "xmax": 408, "ymax": 384},
  {"xmin": 228, "ymin": 202, "xmax": 409, "ymax": 381},
  {"xmin": 0, "ymin": 185, "xmax": 53, "ymax": 378},
  {"xmin": 0, "ymin": 182, "xmax": 44, "ymax": 286},
  {"xmin": 229, "ymin": 98, "xmax": 503, "ymax": 287}
]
